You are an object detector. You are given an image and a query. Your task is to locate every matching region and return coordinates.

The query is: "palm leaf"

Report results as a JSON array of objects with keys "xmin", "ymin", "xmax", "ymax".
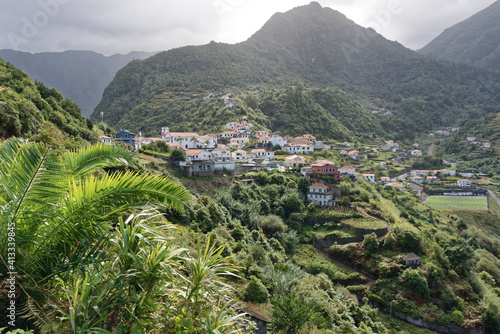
[
  {"xmin": 0, "ymin": 139, "xmax": 67, "ymax": 253},
  {"xmin": 63, "ymin": 143, "xmax": 136, "ymax": 178}
]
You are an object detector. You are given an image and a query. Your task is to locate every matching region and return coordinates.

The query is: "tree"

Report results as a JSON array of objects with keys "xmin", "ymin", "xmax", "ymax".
[
  {"xmin": 362, "ymin": 233, "xmax": 379, "ymax": 257},
  {"xmin": 0, "ymin": 138, "xmax": 190, "ymax": 282},
  {"xmin": 270, "ymin": 293, "xmax": 316, "ymax": 333},
  {"xmin": 400, "ymin": 268, "xmax": 429, "ymax": 298},
  {"xmin": 170, "ymin": 148, "xmax": 186, "ymax": 161},
  {"xmin": 243, "ymin": 276, "xmax": 270, "ymax": 303}
]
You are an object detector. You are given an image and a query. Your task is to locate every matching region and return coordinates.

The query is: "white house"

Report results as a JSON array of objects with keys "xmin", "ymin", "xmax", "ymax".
[
  {"xmin": 212, "ymin": 147, "xmax": 231, "ymax": 161},
  {"xmin": 380, "ymin": 177, "xmax": 390, "ymax": 184},
  {"xmin": 251, "ymin": 149, "xmax": 274, "ymax": 160},
  {"xmin": 99, "ymin": 135, "xmax": 113, "ymax": 146},
  {"xmin": 427, "ymin": 176, "xmax": 439, "ymax": 183},
  {"xmin": 348, "ymin": 150, "xmax": 359, "ymax": 160},
  {"xmin": 467, "ymin": 137, "xmax": 476, "ymax": 142},
  {"xmin": 284, "ymin": 155, "xmax": 306, "ymax": 168},
  {"xmin": 483, "ymin": 143, "xmax": 491, "ymax": 149},
  {"xmin": 411, "ymin": 170, "xmax": 427, "ymax": 177},
  {"xmin": 339, "ymin": 164, "xmax": 356, "ymax": 175},
  {"xmin": 231, "ymin": 149, "xmax": 247, "ymax": 161},
  {"xmin": 185, "ymin": 149, "xmax": 212, "ymax": 162},
  {"xmin": 225, "ymin": 122, "xmax": 240, "ymax": 130},
  {"xmin": 339, "ymin": 150, "xmax": 347, "ymax": 155},
  {"xmin": 269, "ymin": 135, "xmax": 287, "ymax": 148},
  {"xmin": 410, "ymin": 150, "xmax": 422, "ymax": 156},
  {"xmin": 307, "ymin": 183, "xmax": 334, "ymax": 206},
  {"xmin": 161, "ymin": 127, "xmax": 216, "ymax": 149},
  {"xmin": 411, "ymin": 176, "xmax": 424, "ymax": 184},
  {"xmin": 283, "ymin": 143, "xmax": 314, "ymax": 155},
  {"xmin": 230, "ymin": 137, "xmax": 249, "ymax": 145},
  {"xmin": 457, "ymin": 179, "xmax": 471, "ymax": 187},
  {"xmin": 363, "ymin": 174, "xmax": 375, "ymax": 183},
  {"xmin": 218, "ymin": 131, "xmax": 238, "ymax": 139},
  {"xmin": 258, "ymin": 136, "xmax": 271, "ymax": 145}
]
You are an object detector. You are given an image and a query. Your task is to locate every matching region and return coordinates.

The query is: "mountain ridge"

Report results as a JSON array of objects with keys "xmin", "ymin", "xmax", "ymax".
[
  {"xmin": 0, "ymin": 49, "xmax": 157, "ymax": 117},
  {"xmin": 419, "ymin": 0, "xmax": 500, "ymax": 70},
  {"xmin": 92, "ymin": 2, "xmax": 500, "ymax": 140}
]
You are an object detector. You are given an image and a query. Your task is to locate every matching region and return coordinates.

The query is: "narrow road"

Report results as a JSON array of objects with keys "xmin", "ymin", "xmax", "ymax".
[{"xmin": 427, "ymin": 143, "xmax": 435, "ymax": 156}]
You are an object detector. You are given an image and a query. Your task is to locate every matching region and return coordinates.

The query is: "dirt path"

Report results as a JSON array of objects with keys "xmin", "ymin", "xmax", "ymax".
[{"xmin": 428, "ymin": 143, "xmax": 435, "ymax": 156}]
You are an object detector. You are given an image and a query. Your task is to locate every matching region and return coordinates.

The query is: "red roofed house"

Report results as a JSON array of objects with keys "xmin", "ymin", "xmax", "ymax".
[
  {"xmin": 255, "ymin": 130, "xmax": 269, "ymax": 137},
  {"xmin": 311, "ymin": 160, "xmax": 341, "ymax": 181},
  {"xmin": 231, "ymin": 149, "xmax": 247, "ymax": 161},
  {"xmin": 162, "ymin": 127, "xmax": 201, "ymax": 149},
  {"xmin": 307, "ymin": 183, "xmax": 334, "ymax": 206},
  {"xmin": 339, "ymin": 164, "xmax": 356, "ymax": 175}
]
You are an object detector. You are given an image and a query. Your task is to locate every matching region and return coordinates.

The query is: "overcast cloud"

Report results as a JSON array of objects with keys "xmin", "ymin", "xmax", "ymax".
[{"xmin": 0, "ymin": 0, "xmax": 496, "ymax": 55}]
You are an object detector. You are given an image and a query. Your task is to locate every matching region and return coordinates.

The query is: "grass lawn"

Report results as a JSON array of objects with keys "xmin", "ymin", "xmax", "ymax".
[
  {"xmin": 424, "ymin": 196, "xmax": 487, "ymax": 210},
  {"xmin": 344, "ymin": 218, "xmax": 387, "ymax": 230}
]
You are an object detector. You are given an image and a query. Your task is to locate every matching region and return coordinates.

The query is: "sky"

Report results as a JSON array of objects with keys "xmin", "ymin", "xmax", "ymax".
[{"xmin": 0, "ymin": 0, "xmax": 496, "ymax": 55}]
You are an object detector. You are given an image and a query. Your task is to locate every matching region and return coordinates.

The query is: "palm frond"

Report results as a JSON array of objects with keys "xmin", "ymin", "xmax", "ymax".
[
  {"xmin": 61, "ymin": 171, "xmax": 190, "ymax": 223},
  {"xmin": 63, "ymin": 143, "xmax": 136, "ymax": 178},
  {"xmin": 0, "ymin": 138, "xmax": 67, "ymax": 243}
]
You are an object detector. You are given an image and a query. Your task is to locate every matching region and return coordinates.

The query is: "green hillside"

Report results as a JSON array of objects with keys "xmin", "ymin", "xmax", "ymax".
[
  {"xmin": 92, "ymin": 2, "xmax": 500, "ymax": 141},
  {"xmin": 114, "ymin": 86, "xmax": 384, "ymax": 140},
  {"xmin": 0, "ymin": 58, "xmax": 97, "ymax": 144},
  {"xmin": 420, "ymin": 0, "xmax": 500, "ymax": 70}
]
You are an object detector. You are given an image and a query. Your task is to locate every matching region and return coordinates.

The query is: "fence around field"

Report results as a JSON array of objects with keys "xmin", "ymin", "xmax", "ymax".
[{"xmin": 424, "ymin": 196, "xmax": 488, "ymax": 210}]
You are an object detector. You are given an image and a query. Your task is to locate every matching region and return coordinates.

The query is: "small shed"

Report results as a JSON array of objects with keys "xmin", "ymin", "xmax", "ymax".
[
  {"xmin": 403, "ymin": 253, "xmax": 421, "ymax": 266},
  {"xmin": 242, "ymin": 307, "xmax": 271, "ymax": 334}
]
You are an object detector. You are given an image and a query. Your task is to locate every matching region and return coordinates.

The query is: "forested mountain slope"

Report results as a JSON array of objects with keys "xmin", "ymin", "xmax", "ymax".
[
  {"xmin": 420, "ymin": 0, "xmax": 500, "ymax": 71},
  {"xmin": 92, "ymin": 2, "xmax": 500, "ymax": 140}
]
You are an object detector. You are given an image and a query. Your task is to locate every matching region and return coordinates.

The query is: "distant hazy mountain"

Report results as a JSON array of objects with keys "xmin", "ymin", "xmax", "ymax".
[
  {"xmin": 0, "ymin": 49, "xmax": 157, "ymax": 117},
  {"xmin": 419, "ymin": 0, "xmax": 500, "ymax": 70},
  {"xmin": 92, "ymin": 2, "xmax": 500, "ymax": 140}
]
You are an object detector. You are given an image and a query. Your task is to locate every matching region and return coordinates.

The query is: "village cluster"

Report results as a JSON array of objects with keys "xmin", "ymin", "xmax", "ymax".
[{"xmin": 99, "ymin": 119, "xmax": 474, "ymax": 207}]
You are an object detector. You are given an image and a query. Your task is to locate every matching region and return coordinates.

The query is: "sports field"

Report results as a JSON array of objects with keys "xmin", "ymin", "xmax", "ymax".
[{"xmin": 424, "ymin": 196, "xmax": 488, "ymax": 210}]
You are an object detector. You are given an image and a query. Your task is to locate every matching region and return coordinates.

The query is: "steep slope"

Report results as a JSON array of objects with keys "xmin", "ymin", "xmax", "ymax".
[
  {"xmin": 92, "ymin": 2, "xmax": 500, "ymax": 140},
  {"xmin": 0, "ymin": 49, "xmax": 156, "ymax": 117},
  {"xmin": 420, "ymin": 0, "xmax": 500, "ymax": 70},
  {"xmin": 0, "ymin": 58, "xmax": 97, "ymax": 142}
]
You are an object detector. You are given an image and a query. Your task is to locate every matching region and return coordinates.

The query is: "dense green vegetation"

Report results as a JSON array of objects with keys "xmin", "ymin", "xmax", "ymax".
[
  {"xmin": 92, "ymin": 2, "xmax": 500, "ymax": 141},
  {"xmin": 420, "ymin": 0, "xmax": 500, "ymax": 70},
  {"xmin": 0, "ymin": 59, "xmax": 98, "ymax": 147},
  {"xmin": 113, "ymin": 86, "xmax": 383, "ymax": 140}
]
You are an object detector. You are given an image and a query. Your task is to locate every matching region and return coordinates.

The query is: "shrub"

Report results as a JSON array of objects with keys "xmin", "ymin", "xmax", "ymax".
[
  {"xmin": 400, "ymin": 268, "xmax": 429, "ymax": 298},
  {"xmin": 260, "ymin": 214, "xmax": 287, "ymax": 235},
  {"xmin": 243, "ymin": 276, "xmax": 270, "ymax": 303}
]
